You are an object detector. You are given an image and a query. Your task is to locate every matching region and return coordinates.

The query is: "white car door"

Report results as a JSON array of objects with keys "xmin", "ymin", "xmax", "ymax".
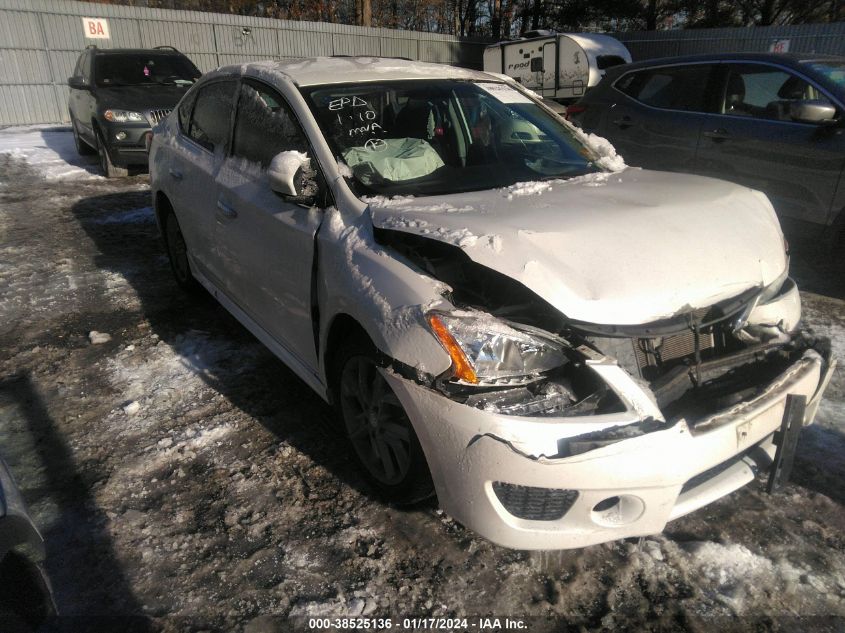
[
  {"xmin": 167, "ymin": 79, "xmax": 238, "ymax": 287},
  {"xmin": 214, "ymin": 78, "xmax": 326, "ymax": 374}
]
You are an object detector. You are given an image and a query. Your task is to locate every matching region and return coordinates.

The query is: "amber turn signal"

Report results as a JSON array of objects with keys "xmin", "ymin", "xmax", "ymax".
[{"xmin": 427, "ymin": 314, "xmax": 478, "ymax": 384}]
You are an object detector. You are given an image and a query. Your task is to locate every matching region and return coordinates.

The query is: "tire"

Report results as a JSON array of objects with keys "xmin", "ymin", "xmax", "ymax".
[
  {"xmin": 163, "ymin": 211, "xmax": 200, "ymax": 293},
  {"xmin": 333, "ymin": 336, "xmax": 434, "ymax": 504},
  {"xmin": 71, "ymin": 117, "xmax": 95, "ymax": 156},
  {"xmin": 95, "ymin": 128, "xmax": 128, "ymax": 178}
]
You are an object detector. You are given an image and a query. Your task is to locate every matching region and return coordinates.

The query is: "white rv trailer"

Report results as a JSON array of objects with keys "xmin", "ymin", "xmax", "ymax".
[{"xmin": 483, "ymin": 31, "xmax": 632, "ymax": 102}]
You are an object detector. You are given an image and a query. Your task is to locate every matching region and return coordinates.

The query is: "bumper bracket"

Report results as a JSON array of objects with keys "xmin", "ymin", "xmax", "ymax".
[{"xmin": 766, "ymin": 393, "xmax": 806, "ymax": 493}]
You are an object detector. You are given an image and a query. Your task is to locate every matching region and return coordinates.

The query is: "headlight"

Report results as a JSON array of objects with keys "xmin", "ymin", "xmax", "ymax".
[
  {"xmin": 103, "ymin": 109, "xmax": 146, "ymax": 123},
  {"xmin": 427, "ymin": 310, "xmax": 567, "ymax": 385}
]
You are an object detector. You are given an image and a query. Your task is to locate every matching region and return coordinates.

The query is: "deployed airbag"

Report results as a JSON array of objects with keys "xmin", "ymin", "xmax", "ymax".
[{"xmin": 342, "ymin": 138, "xmax": 444, "ymax": 184}]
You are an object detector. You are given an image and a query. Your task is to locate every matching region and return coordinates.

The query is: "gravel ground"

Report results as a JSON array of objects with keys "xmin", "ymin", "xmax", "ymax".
[{"xmin": 1, "ymin": 127, "xmax": 844, "ymax": 632}]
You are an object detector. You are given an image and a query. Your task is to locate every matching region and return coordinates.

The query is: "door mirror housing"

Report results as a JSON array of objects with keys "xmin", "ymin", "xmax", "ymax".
[
  {"xmin": 790, "ymin": 99, "xmax": 837, "ymax": 124},
  {"xmin": 268, "ymin": 151, "xmax": 318, "ymax": 204},
  {"xmin": 68, "ymin": 76, "xmax": 89, "ymax": 90}
]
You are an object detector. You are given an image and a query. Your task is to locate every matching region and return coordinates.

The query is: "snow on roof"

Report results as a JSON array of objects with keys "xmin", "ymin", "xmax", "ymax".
[{"xmin": 230, "ymin": 56, "xmax": 496, "ymax": 87}]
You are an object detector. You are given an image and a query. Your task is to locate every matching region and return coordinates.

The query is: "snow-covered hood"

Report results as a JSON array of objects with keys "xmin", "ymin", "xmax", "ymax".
[{"xmin": 368, "ymin": 169, "xmax": 787, "ymax": 326}]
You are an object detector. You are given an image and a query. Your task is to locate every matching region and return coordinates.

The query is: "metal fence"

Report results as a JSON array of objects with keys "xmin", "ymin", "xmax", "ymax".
[
  {"xmin": 0, "ymin": 0, "xmax": 488, "ymax": 125},
  {"xmin": 615, "ymin": 22, "xmax": 845, "ymax": 61}
]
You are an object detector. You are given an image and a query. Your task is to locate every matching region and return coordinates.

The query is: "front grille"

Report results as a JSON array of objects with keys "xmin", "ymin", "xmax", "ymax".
[
  {"xmin": 148, "ymin": 108, "xmax": 172, "ymax": 124},
  {"xmin": 492, "ymin": 482, "xmax": 578, "ymax": 521}
]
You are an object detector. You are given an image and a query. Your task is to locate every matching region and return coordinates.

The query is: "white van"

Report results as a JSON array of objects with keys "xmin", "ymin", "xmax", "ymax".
[{"xmin": 483, "ymin": 31, "xmax": 632, "ymax": 102}]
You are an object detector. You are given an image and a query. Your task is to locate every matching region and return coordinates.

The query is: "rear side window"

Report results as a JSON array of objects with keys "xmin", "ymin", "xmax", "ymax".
[
  {"xmin": 188, "ymin": 81, "xmax": 237, "ymax": 152},
  {"xmin": 616, "ymin": 64, "xmax": 712, "ymax": 112},
  {"xmin": 232, "ymin": 81, "xmax": 308, "ymax": 168}
]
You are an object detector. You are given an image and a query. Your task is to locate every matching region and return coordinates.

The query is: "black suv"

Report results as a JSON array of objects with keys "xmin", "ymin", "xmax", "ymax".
[{"xmin": 68, "ymin": 46, "xmax": 201, "ymax": 177}]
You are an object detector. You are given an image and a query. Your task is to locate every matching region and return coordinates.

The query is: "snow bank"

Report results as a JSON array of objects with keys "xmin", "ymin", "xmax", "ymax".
[{"xmin": 0, "ymin": 125, "xmax": 103, "ymax": 180}]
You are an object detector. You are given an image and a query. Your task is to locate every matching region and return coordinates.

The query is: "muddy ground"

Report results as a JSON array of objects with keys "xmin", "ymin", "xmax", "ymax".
[{"xmin": 1, "ymin": 128, "xmax": 844, "ymax": 632}]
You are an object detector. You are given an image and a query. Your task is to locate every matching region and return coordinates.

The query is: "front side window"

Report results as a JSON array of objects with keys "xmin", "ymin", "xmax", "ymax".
[
  {"xmin": 80, "ymin": 52, "xmax": 91, "ymax": 84},
  {"xmin": 616, "ymin": 64, "xmax": 711, "ymax": 112},
  {"xmin": 94, "ymin": 53, "xmax": 200, "ymax": 88},
  {"xmin": 188, "ymin": 81, "xmax": 237, "ymax": 152},
  {"xmin": 303, "ymin": 80, "xmax": 600, "ymax": 197},
  {"xmin": 73, "ymin": 54, "xmax": 84, "ymax": 79},
  {"xmin": 721, "ymin": 64, "xmax": 832, "ymax": 122},
  {"xmin": 232, "ymin": 81, "xmax": 308, "ymax": 168},
  {"xmin": 177, "ymin": 88, "xmax": 197, "ymax": 134}
]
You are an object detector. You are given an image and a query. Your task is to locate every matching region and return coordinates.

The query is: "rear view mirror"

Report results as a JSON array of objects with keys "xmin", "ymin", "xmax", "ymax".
[
  {"xmin": 68, "ymin": 76, "xmax": 88, "ymax": 90},
  {"xmin": 268, "ymin": 151, "xmax": 318, "ymax": 203},
  {"xmin": 790, "ymin": 100, "xmax": 837, "ymax": 124}
]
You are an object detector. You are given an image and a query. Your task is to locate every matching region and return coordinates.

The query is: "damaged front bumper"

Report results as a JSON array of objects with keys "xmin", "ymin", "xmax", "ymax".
[{"xmin": 384, "ymin": 345, "xmax": 834, "ymax": 550}]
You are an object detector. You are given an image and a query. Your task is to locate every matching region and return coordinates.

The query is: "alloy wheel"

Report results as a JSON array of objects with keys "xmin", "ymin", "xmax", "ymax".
[{"xmin": 340, "ymin": 356, "xmax": 412, "ymax": 486}]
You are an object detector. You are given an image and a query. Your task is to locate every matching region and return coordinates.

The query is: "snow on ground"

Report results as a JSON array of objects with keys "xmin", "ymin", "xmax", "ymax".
[
  {"xmin": 0, "ymin": 127, "xmax": 844, "ymax": 631},
  {"xmin": 0, "ymin": 124, "xmax": 103, "ymax": 180}
]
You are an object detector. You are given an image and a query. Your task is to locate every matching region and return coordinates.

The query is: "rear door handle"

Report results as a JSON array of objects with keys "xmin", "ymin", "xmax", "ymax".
[
  {"xmin": 703, "ymin": 128, "xmax": 732, "ymax": 141},
  {"xmin": 612, "ymin": 116, "xmax": 633, "ymax": 129},
  {"xmin": 168, "ymin": 168, "xmax": 183, "ymax": 181},
  {"xmin": 216, "ymin": 200, "xmax": 238, "ymax": 221}
]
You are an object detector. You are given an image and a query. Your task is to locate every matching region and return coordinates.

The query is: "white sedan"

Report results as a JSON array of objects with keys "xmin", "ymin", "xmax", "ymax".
[{"xmin": 149, "ymin": 56, "xmax": 834, "ymax": 550}]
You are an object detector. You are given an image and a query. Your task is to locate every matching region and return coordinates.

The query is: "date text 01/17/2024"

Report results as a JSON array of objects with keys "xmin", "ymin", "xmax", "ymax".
[{"xmin": 307, "ymin": 617, "xmax": 527, "ymax": 630}]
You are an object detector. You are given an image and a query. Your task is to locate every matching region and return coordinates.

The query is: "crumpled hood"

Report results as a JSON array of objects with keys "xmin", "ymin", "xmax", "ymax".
[{"xmin": 368, "ymin": 169, "xmax": 787, "ymax": 326}]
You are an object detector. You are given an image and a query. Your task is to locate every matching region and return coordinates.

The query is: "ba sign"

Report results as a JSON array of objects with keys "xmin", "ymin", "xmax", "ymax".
[
  {"xmin": 769, "ymin": 39, "xmax": 790, "ymax": 53},
  {"xmin": 82, "ymin": 17, "xmax": 110, "ymax": 39}
]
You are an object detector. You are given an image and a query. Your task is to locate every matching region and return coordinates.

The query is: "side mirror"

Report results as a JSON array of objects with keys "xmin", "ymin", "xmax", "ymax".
[
  {"xmin": 790, "ymin": 99, "xmax": 837, "ymax": 124},
  {"xmin": 268, "ymin": 151, "xmax": 319, "ymax": 204},
  {"xmin": 68, "ymin": 76, "xmax": 88, "ymax": 90}
]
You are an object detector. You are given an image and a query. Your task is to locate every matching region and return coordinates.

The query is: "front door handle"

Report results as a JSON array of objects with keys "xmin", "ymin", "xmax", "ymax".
[
  {"xmin": 216, "ymin": 200, "xmax": 238, "ymax": 221},
  {"xmin": 612, "ymin": 116, "xmax": 633, "ymax": 129},
  {"xmin": 168, "ymin": 168, "xmax": 183, "ymax": 181},
  {"xmin": 703, "ymin": 128, "xmax": 732, "ymax": 141}
]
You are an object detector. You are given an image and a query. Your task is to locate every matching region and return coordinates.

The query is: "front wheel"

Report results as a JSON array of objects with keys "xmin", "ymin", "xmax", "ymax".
[
  {"xmin": 95, "ymin": 129, "xmax": 128, "ymax": 178},
  {"xmin": 334, "ymin": 339, "xmax": 434, "ymax": 504}
]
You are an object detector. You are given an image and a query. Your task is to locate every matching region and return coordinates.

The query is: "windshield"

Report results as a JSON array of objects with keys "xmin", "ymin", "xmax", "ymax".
[
  {"xmin": 804, "ymin": 61, "xmax": 845, "ymax": 90},
  {"xmin": 302, "ymin": 80, "xmax": 601, "ymax": 197},
  {"xmin": 95, "ymin": 54, "xmax": 200, "ymax": 88}
]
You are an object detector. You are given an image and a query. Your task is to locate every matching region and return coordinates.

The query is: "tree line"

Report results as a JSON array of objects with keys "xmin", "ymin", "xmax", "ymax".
[{"xmin": 90, "ymin": 0, "xmax": 845, "ymax": 38}]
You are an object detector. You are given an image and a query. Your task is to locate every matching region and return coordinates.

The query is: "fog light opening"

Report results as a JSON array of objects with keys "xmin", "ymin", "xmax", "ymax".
[
  {"xmin": 591, "ymin": 494, "xmax": 645, "ymax": 527},
  {"xmin": 593, "ymin": 496, "xmax": 619, "ymax": 512},
  {"xmin": 115, "ymin": 131, "xmax": 127, "ymax": 140}
]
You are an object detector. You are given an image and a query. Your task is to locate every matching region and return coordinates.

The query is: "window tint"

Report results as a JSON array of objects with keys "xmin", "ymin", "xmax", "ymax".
[
  {"xmin": 188, "ymin": 81, "xmax": 237, "ymax": 152},
  {"xmin": 722, "ymin": 64, "xmax": 831, "ymax": 122},
  {"xmin": 232, "ymin": 81, "xmax": 308, "ymax": 168},
  {"xmin": 617, "ymin": 64, "xmax": 711, "ymax": 112}
]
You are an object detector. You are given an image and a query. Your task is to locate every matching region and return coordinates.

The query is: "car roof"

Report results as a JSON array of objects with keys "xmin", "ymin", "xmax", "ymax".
[
  {"xmin": 219, "ymin": 56, "xmax": 501, "ymax": 87},
  {"xmin": 90, "ymin": 48, "xmax": 187, "ymax": 56},
  {"xmin": 620, "ymin": 51, "xmax": 845, "ymax": 72}
]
